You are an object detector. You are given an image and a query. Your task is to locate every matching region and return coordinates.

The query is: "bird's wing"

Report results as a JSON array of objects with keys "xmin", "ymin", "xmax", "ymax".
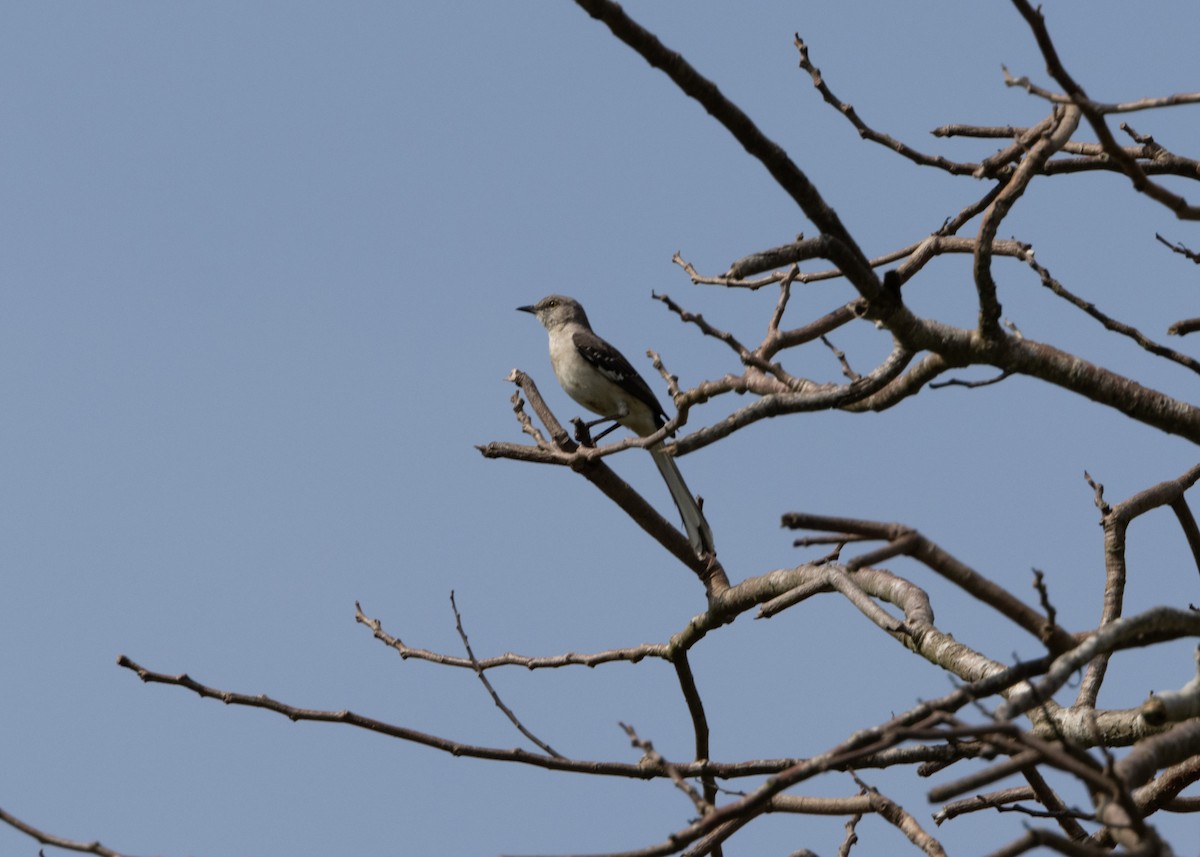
[{"xmin": 572, "ymin": 328, "xmax": 666, "ymax": 425}]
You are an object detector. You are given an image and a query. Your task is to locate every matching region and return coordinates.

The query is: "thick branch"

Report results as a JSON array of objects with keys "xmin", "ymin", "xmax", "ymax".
[
  {"xmin": 781, "ymin": 513, "xmax": 1076, "ymax": 652},
  {"xmin": 876, "ymin": 314, "xmax": 1200, "ymax": 446},
  {"xmin": 998, "ymin": 607, "xmax": 1200, "ymax": 720}
]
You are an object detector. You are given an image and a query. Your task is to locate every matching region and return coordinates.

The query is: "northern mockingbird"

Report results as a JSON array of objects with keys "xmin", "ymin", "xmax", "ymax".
[{"xmin": 518, "ymin": 294, "xmax": 714, "ymax": 557}]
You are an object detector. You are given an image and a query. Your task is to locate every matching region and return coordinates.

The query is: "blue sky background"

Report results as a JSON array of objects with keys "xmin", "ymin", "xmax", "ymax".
[{"xmin": 2, "ymin": 2, "xmax": 1198, "ymax": 855}]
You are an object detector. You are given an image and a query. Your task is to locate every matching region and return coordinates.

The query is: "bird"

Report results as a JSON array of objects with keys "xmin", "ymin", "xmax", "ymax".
[{"xmin": 518, "ymin": 294, "xmax": 714, "ymax": 557}]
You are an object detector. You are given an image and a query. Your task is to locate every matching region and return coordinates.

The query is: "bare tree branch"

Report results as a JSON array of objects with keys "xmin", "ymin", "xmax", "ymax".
[
  {"xmin": 450, "ymin": 591, "xmax": 563, "ymax": 758},
  {"xmin": 999, "ymin": 607, "xmax": 1200, "ymax": 721},
  {"xmin": 793, "ymin": 34, "xmax": 983, "ymax": 178},
  {"xmin": 780, "ymin": 513, "xmax": 1077, "ymax": 652},
  {"xmin": 0, "ymin": 806, "xmax": 151, "ymax": 857},
  {"xmin": 356, "ymin": 601, "xmax": 671, "ymax": 670},
  {"xmin": 571, "ymin": 0, "xmax": 877, "ymax": 292},
  {"xmin": 1009, "ymin": 0, "xmax": 1200, "ymax": 219},
  {"xmin": 1157, "ymin": 233, "xmax": 1200, "ymax": 264},
  {"xmin": 1017, "ymin": 251, "xmax": 1200, "ymax": 376}
]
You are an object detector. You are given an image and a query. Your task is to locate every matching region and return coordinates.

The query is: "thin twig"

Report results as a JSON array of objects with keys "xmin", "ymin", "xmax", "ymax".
[
  {"xmin": 850, "ymin": 772, "xmax": 948, "ymax": 857},
  {"xmin": 794, "ymin": 34, "xmax": 981, "ymax": 177},
  {"xmin": 621, "ymin": 723, "xmax": 710, "ymax": 817},
  {"xmin": 356, "ymin": 601, "xmax": 670, "ymax": 669},
  {"xmin": 1156, "ymin": 233, "xmax": 1200, "ymax": 264},
  {"xmin": 0, "ymin": 807, "xmax": 149, "ymax": 857},
  {"xmin": 1022, "ymin": 252, "xmax": 1200, "ymax": 376},
  {"xmin": 821, "ymin": 335, "xmax": 860, "ymax": 381},
  {"xmin": 672, "ymin": 650, "xmax": 717, "ymax": 813},
  {"xmin": 929, "ymin": 370, "xmax": 1013, "ymax": 390},
  {"xmin": 1030, "ymin": 570, "xmax": 1058, "ymax": 637},
  {"xmin": 451, "ymin": 591, "xmax": 563, "ymax": 758}
]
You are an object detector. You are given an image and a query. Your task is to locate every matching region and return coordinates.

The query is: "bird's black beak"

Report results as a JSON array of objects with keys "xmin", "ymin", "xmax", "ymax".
[{"xmin": 517, "ymin": 304, "xmax": 536, "ymax": 314}]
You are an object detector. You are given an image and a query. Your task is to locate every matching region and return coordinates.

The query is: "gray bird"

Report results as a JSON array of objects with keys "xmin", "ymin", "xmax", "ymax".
[{"xmin": 519, "ymin": 295, "xmax": 714, "ymax": 557}]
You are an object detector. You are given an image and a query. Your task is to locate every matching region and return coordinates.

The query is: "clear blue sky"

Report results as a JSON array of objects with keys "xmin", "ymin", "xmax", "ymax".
[{"xmin": 2, "ymin": 2, "xmax": 1198, "ymax": 855}]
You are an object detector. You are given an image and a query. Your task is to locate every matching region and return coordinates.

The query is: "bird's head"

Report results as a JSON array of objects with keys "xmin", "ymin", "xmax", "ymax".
[{"xmin": 517, "ymin": 294, "xmax": 590, "ymax": 331}]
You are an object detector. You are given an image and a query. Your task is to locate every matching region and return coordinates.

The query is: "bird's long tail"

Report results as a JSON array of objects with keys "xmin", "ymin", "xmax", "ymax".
[{"xmin": 650, "ymin": 449, "xmax": 714, "ymax": 558}]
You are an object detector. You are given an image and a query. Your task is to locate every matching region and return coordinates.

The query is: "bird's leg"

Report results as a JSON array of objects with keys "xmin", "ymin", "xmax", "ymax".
[
  {"xmin": 572, "ymin": 414, "xmax": 620, "ymax": 445},
  {"xmin": 581, "ymin": 400, "xmax": 629, "ymax": 442},
  {"xmin": 588, "ymin": 418, "xmax": 622, "ymax": 442}
]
